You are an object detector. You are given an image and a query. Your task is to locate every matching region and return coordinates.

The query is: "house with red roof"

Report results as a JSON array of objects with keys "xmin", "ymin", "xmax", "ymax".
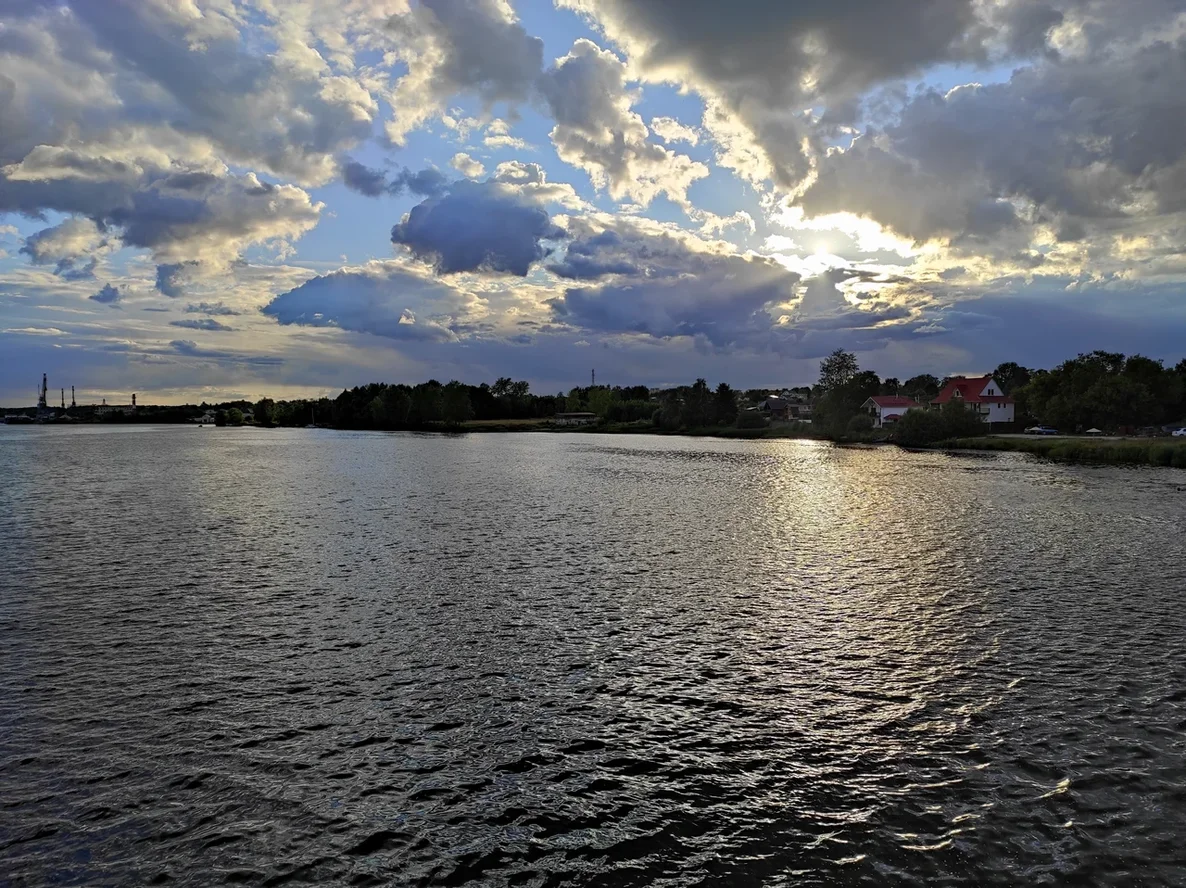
[
  {"xmin": 861, "ymin": 395, "xmax": 925, "ymax": 428},
  {"xmin": 931, "ymin": 375, "xmax": 1015, "ymax": 424}
]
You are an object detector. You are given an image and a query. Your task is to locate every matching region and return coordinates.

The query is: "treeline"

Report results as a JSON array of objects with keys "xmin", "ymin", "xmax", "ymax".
[
  {"xmin": 1009, "ymin": 352, "xmax": 1186, "ymax": 431},
  {"xmin": 281, "ymin": 378, "xmax": 746, "ymax": 431}
]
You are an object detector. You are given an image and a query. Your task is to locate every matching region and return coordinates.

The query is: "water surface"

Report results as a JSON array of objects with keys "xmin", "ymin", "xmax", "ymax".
[{"xmin": 2, "ymin": 426, "xmax": 1185, "ymax": 886}]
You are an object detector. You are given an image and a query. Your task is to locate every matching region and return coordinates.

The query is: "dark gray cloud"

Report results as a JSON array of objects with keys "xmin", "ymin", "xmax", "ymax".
[
  {"xmin": 342, "ymin": 160, "xmax": 390, "ymax": 197},
  {"xmin": 561, "ymin": 0, "xmax": 984, "ymax": 186},
  {"xmin": 1, "ymin": 2, "xmax": 375, "ymax": 185},
  {"xmin": 169, "ymin": 318, "xmax": 233, "ymax": 332},
  {"xmin": 89, "ymin": 283, "xmax": 121, "ymax": 305},
  {"xmin": 392, "ymin": 180, "xmax": 565, "ymax": 275},
  {"xmin": 184, "ymin": 302, "xmax": 240, "ymax": 316},
  {"xmin": 155, "ymin": 262, "xmax": 197, "ymax": 298},
  {"xmin": 341, "ymin": 160, "xmax": 449, "ymax": 199},
  {"xmin": 168, "ymin": 340, "xmax": 282, "ymax": 365},
  {"xmin": 263, "ymin": 264, "xmax": 466, "ymax": 342},
  {"xmin": 548, "ymin": 219, "xmax": 802, "ymax": 347},
  {"xmin": 800, "ymin": 25, "xmax": 1186, "ymax": 254}
]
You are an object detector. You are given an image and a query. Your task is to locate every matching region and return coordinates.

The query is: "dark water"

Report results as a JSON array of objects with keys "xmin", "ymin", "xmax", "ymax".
[{"xmin": 2, "ymin": 426, "xmax": 1185, "ymax": 886}]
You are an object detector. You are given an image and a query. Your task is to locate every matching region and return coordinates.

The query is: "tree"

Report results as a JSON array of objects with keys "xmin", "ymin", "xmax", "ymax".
[
  {"xmin": 814, "ymin": 355, "xmax": 880, "ymax": 435},
  {"xmin": 587, "ymin": 387, "xmax": 613, "ymax": 418},
  {"xmin": 992, "ymin": 362, "xmax": 1032, "ymax": 395},
  {"xmin": 817, "ymin": 349, "xmax": 859, "ymax": 394},
  {"xmin": 226, "ymin": 407, "xmax": 244, "ymax": 426},
  {"xmin": 254, "ymin": 398, "xmax": 275, "ymax": 427},
  {"xmin": 441, "ymin": 381, "xmax": 473, "ymax": 426},
  {"xmin": 214, "ymin": 409, "xmax": 227, "ymax": 427},
  {"xmin": 902, "ymin": 374, "xmax": 940, "ymax": 401},
  {"xmin": 713, "ymin": 383, "xmax": 737, "ymax": 425},
  {"xmin": 881, "ymin": 377, "xmax": 900, "ymax": 395}
]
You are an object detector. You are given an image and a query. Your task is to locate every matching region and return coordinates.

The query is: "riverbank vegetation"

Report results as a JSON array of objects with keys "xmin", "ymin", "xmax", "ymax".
[{"xmin": 938, "ymin": 436, "xmax": 1186, "ymax": 468}]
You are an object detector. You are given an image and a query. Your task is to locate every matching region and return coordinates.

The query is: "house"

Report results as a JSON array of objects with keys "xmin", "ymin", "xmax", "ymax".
[
  {"xmin": 553, "ymin": 412, "xmax": 597, "ymax": 426},
  {"xmin": 862, "ymin": 395, "xmax": 924, "ymax": 428},
  {"xmin": 931, "ymin": 375, "xmax": 1015, "ymax": 424},
  {"xmin": 758, "ymin": 395, "xmax": 812, "ymax": 421}
]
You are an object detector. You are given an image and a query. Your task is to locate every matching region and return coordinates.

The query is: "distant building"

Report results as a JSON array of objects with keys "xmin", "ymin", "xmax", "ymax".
[
  {"xmin": 862, "ymin": 395, "xmax": 925, "ymax": 428},
  {"xmin": 554, "ymin": 412, "xmax": 597, "ymax": 426},
  {"xmin": 931, "ymin": 376, "xmax": 1015, "ymax": 424},
  {"xmin": 758, "ymin": 395, "xmax": 812, "ymax": 421}
]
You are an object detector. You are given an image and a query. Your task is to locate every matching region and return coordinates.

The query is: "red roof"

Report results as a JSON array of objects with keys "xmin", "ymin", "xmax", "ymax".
[
  {"xmin": 870, "ymin": 395, "xmax": 922, "ymax": 408},
  {"xmin": 931, "ymin": 376, "xmax": 1014, "ymax": 405}
]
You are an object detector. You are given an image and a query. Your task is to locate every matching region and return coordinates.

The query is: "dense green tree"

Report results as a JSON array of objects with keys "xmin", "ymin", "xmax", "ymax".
[
  {"xmin": 893, "ymin": 400, "xmax": 987, "ymax": 446},
  {"xmin": 254, "ymin": 398, "xmax": 275, "ymax": 426},
  {"xmin": 902, "ymin": 374, "xmax": 940, "ymax": 401},
  {"xmin": 226, "ymin": 407, "xmax": 244, "ymax": 426},
  {"xmin": 991, "ymin": 362, "xmax": 1032, "ymax": 395},
  {"xmin": 441, "ymin": 381, "xmax": 474, "ymax": 426},
  {"xmin": 587, "ymin": 387, "xmax": 613, "ymax": 417},
  {"xmin": 881, "ymin": 377, "xmax": 900, "ymax": 395},
  {"xmin": 713, "ymin": 383, "xmax": 738, "ymax": 425},
  {"xmin": 817, "ymin": 349, "xmax": 859, "ymax": 393}
]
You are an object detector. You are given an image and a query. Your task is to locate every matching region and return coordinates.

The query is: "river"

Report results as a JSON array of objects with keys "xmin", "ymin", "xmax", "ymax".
[{"xmin": 2, "ymin": 425, "xmax": 1185, "ymax": 886}]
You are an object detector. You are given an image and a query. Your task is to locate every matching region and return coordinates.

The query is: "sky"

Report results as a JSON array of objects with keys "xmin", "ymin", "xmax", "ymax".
[{"xmin": 3, "ymin": 0, "xmax": 1186, "ymax": 406}]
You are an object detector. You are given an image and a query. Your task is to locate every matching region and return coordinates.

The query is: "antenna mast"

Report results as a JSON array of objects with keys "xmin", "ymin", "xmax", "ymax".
[{"xmin": 37, "ymin": 373, "xmax": 47, "ymax": 409}]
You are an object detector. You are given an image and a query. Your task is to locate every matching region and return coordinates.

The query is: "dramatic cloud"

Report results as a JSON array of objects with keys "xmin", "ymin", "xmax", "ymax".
[
  {"xmin": 548, "ymin": 216, "xmax": 802, "ymax": 348},
  {"xmin": 539, "ymin": 39, "xmax": 708, "ymax": 207},
  {"xmin": 1, "ymin": 1, "xmax": 378, "ymax": 187},
  {"xmin": 385, "ymin": 0, "xmax": 544, "ymax": 145},
  {"xmin": 560, "ymin": 0, "xmax": 984, "ymax": 188},
  {"xmin": 392, "ymin": 180, "xmax": 566, "ymax": 275},
  {"xmin": 803, "ymin": 24, "xmax": 1186, "ymax": 265},
  {"xmin": 89, "ymin": 283, "xmax": 121, "ymax": 305},
  {"xmin": 18, "ymin": 218, "xmax": 109, "ymax": 279},
  {"xmin": 262, "ymin": 262, "xmax": 468, "ymax": 342}
]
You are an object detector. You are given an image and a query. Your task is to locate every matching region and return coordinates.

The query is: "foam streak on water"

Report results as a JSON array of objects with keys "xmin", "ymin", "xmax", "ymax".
[{"xmin": 2, "ymin": 426, "xmax": 1185, "ymax": 886}]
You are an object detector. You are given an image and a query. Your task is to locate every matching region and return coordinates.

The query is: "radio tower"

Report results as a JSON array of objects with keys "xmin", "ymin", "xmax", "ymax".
[
  {"xmin": 60, "ymin": 388, "xmax": 65, "ymax": 409},
  {"xmin": 37, "ymin": 373, "xmax": 47, "ymax": 409},
  {"xmin": 71, "ymin": 386, "xmax": 76, "ymax": 408}
]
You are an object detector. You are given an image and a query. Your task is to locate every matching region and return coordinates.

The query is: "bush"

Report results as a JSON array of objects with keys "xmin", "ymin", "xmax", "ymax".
[
  {"xmin": 846, "ymin": 414, "xmax": 874, "ymax": 435},
  {"xmin": 735, "ymin": 409, "xmax": 768, "ymax": 429},
  {"xmin": 895, "ymin": 403, "xmax": 987, "ymax": 446}
]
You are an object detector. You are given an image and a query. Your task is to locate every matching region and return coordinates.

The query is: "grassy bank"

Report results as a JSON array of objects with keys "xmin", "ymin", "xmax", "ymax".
[
  {"xmin": 455, "ymin": 419, "xmax": 856, "ymax": 442},
  {"xmin": 938, "ymin": 436, "xmax": 1186, "ymax": 468}
]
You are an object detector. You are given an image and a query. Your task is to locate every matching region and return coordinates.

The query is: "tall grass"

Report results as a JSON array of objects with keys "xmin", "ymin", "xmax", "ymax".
[{"xmin": 938, "ymin": 437, "xmax": 1186, "ymax": 468}]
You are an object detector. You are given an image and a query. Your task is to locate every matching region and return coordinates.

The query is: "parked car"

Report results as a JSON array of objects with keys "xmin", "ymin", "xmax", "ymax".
[
  {"xmin": 1172, "ymin": 428, "xmax": 1186, "ymax": 437},
  {"xmin": 1024, "ymin": 425, "xmax": 1059, "ymax": 435}
]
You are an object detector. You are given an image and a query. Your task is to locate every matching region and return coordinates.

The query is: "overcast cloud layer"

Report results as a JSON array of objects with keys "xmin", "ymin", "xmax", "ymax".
[{"xmin": 2, "ymin": 0, "xmax": 1186, "ymax": 403}]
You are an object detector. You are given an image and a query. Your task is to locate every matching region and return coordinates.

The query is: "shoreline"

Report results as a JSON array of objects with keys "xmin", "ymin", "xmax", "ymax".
[
  {"xmin": 10, "ymin": 420, "xmax": 1186, "ymax": 469},
  {"xmin": 931, "ymin": 435, "xmax": 1186, "ymax": 468}
]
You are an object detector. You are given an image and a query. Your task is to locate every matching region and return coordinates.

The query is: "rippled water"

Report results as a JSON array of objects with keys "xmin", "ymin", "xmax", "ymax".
[{"xmin": 2, "ymin": 425, "xmax": 1186, "ymax": 886}]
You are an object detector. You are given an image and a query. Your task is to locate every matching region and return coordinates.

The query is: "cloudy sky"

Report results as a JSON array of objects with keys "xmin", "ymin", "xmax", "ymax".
[{"xmin": 3, "ymin": 0, "xmax": 1186, "ymax": 405}]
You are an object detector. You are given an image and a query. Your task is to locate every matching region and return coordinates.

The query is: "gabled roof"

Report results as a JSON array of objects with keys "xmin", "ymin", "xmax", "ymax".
[
  {"xmin": 931, "ymin": 376, "xmax": 1014, "ymax": 405},
  {"xmin": 869, "ymin": 395, "xmax": 922, "ymax": 408}
]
